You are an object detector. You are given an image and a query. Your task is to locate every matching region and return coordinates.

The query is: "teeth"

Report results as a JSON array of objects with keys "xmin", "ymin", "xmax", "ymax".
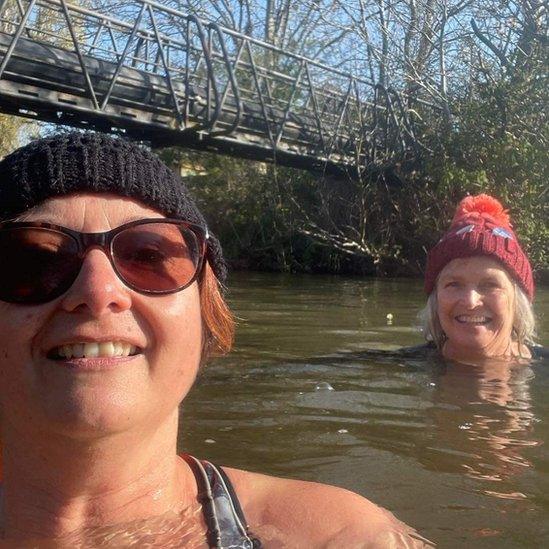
[
  {"xmin": 83, "ymin": 342, "xmax": 99, "ymax": 358},
  {"xmin": 71, "ymin": 343, "xmax": 84, "ymax": 358},
  {"xmin": 456, "ymin": 315, "xmax": 489, "ymax": 323},
  {"xmin": 99, "ymin": 342, "xmax": 114, "ymax": 356},
  {"xmin": 56, "ymin": 342, "xmax": 137, "ymax": 359}
]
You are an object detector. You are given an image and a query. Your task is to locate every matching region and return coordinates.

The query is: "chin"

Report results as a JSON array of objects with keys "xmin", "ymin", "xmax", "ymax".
[
  {"xmin": 1, "ymin": 385, "xmax": 144, "ymax": 442},
  {"xmin": 36, "ymin": 390, "xmax": 148, "ymax": 439}
]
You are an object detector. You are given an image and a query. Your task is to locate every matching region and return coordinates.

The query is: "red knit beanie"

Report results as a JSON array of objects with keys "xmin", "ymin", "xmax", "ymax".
[{"xmin": 424, "ymin": 194, "xmax": 534, "ymax": 300}]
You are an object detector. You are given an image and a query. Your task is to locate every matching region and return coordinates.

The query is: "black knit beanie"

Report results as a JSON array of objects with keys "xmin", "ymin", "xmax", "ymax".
[{"xmin": 0, "ymin": 131, "xmax": 227, "ymax": 283}]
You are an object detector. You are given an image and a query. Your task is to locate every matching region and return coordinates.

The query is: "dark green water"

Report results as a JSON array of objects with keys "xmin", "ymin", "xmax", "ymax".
[{"xmin": 180, "ymin": 272, "xmax": 549, "ymax": 548}]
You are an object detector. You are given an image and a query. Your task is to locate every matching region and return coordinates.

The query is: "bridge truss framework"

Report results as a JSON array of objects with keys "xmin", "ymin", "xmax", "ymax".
[{"xmin": 0, "ymin": 0, "xmax": 426, "ymax": 174}]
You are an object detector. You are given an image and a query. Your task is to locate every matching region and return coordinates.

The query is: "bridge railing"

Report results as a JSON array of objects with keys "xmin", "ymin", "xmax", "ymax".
[{"xmin": 0, "ymin": 0, "xmax": 425, "ymax": 173}]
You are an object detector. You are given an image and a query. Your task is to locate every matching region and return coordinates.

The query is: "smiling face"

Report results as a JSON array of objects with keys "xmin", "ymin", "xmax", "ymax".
[
  {"xmin": 0, "ymin": 193, "xmax": 203, "ymax": 440},
  {"xmin": 436, "ymin": 256, "xmax": 516, "ymax": 360}
]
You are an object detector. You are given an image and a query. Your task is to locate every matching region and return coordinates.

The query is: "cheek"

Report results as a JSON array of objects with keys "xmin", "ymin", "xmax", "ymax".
[
  {"xmin": 492, "ymin": 293, "xmax": 514, "ymax": 328},
  {"xmin": 147, "ymin": 289, "xmax": 203, "ymax": 387},
  {"xmin": 0, "ymin": 305, "xmax": 39, "ymax": 367},
  {"xmin": 166, "ymin": 297, "xmax": 202, "ymax": 354},
  {"xmin": 0, "ymin": 305, "xmax": 45, "ymax": 416},
  {"xmin": 436, "ymin": 292, "xmax": 452, "ymax": 323}
]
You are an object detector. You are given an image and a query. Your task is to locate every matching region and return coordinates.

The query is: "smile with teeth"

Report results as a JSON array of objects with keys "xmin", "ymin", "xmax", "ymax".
[
  {"xmin": 52, "ymin": 342, "xmax": 139, "ymax": 360},
  {"xmin": 455, "ymin": 315, "xmax": 491, "ymax": 325}
]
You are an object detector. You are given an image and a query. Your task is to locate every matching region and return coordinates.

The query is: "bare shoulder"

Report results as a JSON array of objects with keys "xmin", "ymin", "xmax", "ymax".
[{"xmin": 224, "ymin": 468, "xmax": 434, "ymax": 547}]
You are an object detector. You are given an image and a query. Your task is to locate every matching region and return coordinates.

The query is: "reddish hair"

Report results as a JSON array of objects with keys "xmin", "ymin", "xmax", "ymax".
[{"xmin": 199, "ymin": 261, "xmax": 235, "ymax": 359}]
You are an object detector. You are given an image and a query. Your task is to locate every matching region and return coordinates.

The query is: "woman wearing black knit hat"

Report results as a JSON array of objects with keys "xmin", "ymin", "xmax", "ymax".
[{"xmin": 0, "ymin": 132, "xmax": 431, "ymax": 547}]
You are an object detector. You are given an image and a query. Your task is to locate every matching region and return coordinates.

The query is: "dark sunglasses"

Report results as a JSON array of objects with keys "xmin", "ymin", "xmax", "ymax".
[{"xmin": 0, "ymin": 219, "xmax": 207, "ymax": 304}]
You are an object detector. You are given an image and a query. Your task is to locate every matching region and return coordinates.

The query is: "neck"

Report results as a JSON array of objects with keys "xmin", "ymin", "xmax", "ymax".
[
  {"xmin": 0, "ymin": 412, "xmax": 195, "ymax": 541},
  {"xmin": 442, "ymin": 339, "xmax": 530, "ymax": 363}
]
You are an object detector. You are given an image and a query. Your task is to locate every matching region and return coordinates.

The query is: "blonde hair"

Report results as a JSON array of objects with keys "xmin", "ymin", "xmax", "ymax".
[
  {"xmin": 420, "ymin": 283, "xmax": 536, "ymax": 350},
  {"xmin": 512, "ymin": 284, "xmax": 536, "ymax": 347}
]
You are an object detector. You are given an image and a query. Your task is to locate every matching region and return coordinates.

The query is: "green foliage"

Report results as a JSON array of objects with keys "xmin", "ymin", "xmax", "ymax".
[{"xmin": 424, "ymin": 59, "xmax": 548, "ymax": 271}]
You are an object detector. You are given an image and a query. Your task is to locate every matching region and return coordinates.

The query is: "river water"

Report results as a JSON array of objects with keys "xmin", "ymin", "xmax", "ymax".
[{"xmin": 181, "ymin": 272, "xmax": 549, "ymax": 548}]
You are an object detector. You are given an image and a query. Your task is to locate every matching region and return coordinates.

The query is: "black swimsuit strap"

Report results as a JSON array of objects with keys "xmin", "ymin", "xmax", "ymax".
[
  {"xmin": 181, "ymin": 454, "xmax": 262, "ymax": 548},
  {"xmin": 215, "ymin": 464, "xmax": 249, "ymax": 528}
]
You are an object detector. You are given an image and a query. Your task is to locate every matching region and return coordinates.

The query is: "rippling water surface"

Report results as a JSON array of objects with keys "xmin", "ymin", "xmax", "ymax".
[{"xmin": 181, "ymin": 272, "xmax": 549, "ymax": 548}]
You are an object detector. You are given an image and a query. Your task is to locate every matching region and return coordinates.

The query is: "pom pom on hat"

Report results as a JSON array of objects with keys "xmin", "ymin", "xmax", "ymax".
[
  {"xmin": 424, "ymin": 193, "xmax": 534, "ymax": 300},
  {"xmin": 451, "ymin": 193, "xmax": 511, "ymax": 228}
]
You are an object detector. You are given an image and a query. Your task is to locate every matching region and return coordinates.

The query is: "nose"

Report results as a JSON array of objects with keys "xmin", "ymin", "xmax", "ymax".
[
  {"xmin": 59, "ymin": 249, "xmax": 132, "ymax": 316},
  {"xmin": 461, "ymin": 286, "xmax": 483, "ymax": 309}
]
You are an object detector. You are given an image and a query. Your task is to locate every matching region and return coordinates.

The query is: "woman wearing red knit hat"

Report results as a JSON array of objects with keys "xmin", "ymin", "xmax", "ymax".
[{"xmin": 421, "ymin": 193, "xmax": 544, "ymax": 361}]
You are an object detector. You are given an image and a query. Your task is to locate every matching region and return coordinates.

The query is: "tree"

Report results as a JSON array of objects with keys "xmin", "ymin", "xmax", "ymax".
[{"xmin": 0, "ymin": 114, "xmax": 37, "ymax": 159}]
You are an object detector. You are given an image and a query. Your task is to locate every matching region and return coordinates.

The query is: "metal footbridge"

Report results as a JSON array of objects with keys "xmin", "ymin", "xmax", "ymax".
[{"xmin": 0, "ymin": 0, "xmax": 423, "ymax": 174}]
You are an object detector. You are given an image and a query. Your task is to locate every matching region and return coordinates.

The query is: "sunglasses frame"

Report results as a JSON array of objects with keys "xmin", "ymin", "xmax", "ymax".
[{"xmin": 0, "ymin": 218, "xmax": 209, "ymax": 301}]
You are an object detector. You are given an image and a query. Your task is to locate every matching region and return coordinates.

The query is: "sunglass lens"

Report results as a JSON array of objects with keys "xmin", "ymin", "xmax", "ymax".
[
  {"xmin": 0, "ymin": 228, "xmax": 80, "ymax": 303},
  {"xmin": 112, "ymin": 223, "xmax": 202, "ymax": 293}
]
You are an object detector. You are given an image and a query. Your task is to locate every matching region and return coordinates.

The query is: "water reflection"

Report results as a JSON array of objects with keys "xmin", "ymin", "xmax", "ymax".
[
  {"xmin": 182, "ymin": 349, "xmax": 548, "ymax": 546},
  {"xmin": 426, "ymin": 359, "xmax": 539, "ymax": 490},
  {"xmin": 299, "ymin": 349, "xmax": 544, "ymax": 494},
  {"xmin": 0, "ymin": 504, "xmax": 208, "ymax": 548}
]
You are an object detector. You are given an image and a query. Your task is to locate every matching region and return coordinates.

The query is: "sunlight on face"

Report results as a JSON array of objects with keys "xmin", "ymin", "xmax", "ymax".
[
  {"xmin": 436, "ymin": 256, "xmax": 515, "ymax": 361},
  {"xmin": 0, "ymin": 194, "xmax": 203, "ymax": 440}
]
